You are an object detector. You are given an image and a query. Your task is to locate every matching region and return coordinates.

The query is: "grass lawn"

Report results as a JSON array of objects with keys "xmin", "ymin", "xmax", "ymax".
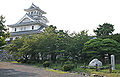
[
  {"xmin": 87, "ymin": 69, "xmax": 120, "ymax": 77},
  {"xmin": 48, "ymin": 64, "xmax": 120, "ymax": 77},
  {"xmin": 73, "ymin": 64, "xmax": 120, "ymax": 77}
]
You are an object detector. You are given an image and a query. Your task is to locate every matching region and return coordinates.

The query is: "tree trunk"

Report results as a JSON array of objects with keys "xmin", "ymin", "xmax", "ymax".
[{"xmin": 51, "ymin": 52, "xmax": 56, "ymax": 63}]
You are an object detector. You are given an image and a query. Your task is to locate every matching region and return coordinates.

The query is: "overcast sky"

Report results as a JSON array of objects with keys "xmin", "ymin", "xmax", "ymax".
[{"xmin": 0, "ymin": 0, "xmax": 120, "ymax": 35}]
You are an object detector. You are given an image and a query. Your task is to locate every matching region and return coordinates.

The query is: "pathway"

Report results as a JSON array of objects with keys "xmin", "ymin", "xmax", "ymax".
[{"xmin": 0, "ymin": 62, "xmax": 88, "ymax": 77}]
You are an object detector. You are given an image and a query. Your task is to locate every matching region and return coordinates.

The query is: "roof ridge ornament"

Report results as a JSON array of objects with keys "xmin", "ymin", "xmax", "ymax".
[
  {"xmin": 24, "ymin": 3, "xmax": 46, "ymax": 14},
  {"xmin": 8, "ymin": 3, "xmax": 48, "ymax": 28},
  {"xmin": 31, "ymin": 3, "xmax": 38, "ymax": 8},
  {"xmin": 7, "ymin": 3, "xmax": 49, "ymax": 38}
]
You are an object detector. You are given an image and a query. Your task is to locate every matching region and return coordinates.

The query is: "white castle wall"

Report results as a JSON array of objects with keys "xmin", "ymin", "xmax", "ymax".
[{"xmin": 11, "ymin": 25, "xmax": 41, "ymax": 32}]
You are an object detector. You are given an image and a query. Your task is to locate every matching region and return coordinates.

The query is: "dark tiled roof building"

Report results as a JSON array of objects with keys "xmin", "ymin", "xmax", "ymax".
[{"xmin": 7, "ymin": 3, "xmax": 49, "ymax": 40}]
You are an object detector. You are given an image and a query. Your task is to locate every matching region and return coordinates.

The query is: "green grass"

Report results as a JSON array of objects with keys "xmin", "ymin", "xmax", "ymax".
[
  {"xmin": 48, "ymin": 63, "xmax": 120, "ymax": 77},
  {"xmin": 9, "ymin": 61, "xmax": 19, "ymax": 63},
  {"xmin": 88, "ymin": 69, "xmax": 120, "ymax": 77},
  {"xmin": 84, "ymin": 64, "xmax": 120, "ymax": 77},
  {"xmin": 50, "ymin": 63, "xmax": 62, "ymax": 70},
  {"xmin": 46, "ymin": 68, "xmax": 69, "ymax": 74},
  {"xmin": 115, "ymin": 64, "xmax": 120, "ymax": 70}
]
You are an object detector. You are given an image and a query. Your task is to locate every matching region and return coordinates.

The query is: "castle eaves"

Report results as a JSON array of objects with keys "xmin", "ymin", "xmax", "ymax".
[{"xmin": 8, "ymin": 21, "xmax": 48, "ymax": 27}]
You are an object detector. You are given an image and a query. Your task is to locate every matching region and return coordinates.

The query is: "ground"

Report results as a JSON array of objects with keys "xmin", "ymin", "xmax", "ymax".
[{"xmin": 0, "ymin": 62, "xmax": 87, "ymax": 77}]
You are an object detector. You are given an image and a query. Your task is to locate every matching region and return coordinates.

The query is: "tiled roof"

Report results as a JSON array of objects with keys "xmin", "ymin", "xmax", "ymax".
[
  {"xmin": 8, "ymin": 21, "xmax": 48, "ymax": 27},
  {"xmin": 24, "ymin": 3, "xmax": 46, "ymax": 14},
  {"xmin": 8, "ymin": 13, "xmax": 48, "ymax": 27}
]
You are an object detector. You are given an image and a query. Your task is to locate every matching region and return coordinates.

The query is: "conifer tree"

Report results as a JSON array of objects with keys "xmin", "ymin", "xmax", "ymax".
[
  {"xmin": 94, "ymin": 23, "xmax": 114, "ymax": 36},
  {"xmin": 0, "ymin": 15, "xmax": 9, "ymax": 48}
]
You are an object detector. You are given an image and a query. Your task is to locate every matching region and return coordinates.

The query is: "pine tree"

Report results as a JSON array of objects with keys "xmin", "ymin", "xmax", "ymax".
[
  {"xmin": 0, "ymin": 15, "xmax": 9, "ymax": 48},
  {"xmin": 94, "ymin": 23, "xmax": 114, "ymax": 36}
]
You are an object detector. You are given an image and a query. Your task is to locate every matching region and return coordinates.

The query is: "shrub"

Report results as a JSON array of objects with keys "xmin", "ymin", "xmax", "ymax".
[
  {"xmin": 64, "ymin": 60, "xmax": 72, "ymax": 64},
  {"xmin": 17, "ymin": 59, "xmax": 21, "ymax": 63},
  {"xmin": 26, "ymin": 60, "xmax": 37, "ymax": 64},
  {"xmin": 17, "ymin": 58, "xmax": 27, "ymax": 63},
  {"xmin": 26, "ymin": 60, "xmax": 31, "ymax": 64},
  {"xmin": 43, "ymin": 61, "xmax": 51, "ymax": 67},
  {"xmin": 62, "ymin": 61, "xmax": 74, "ymax": 71},
  {"xmin": 62, "ymin": 64, "xmax": 74, "ymax": 71}
]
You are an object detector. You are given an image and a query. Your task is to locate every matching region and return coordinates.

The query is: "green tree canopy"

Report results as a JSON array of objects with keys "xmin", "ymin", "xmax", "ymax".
[
  {"xmin": 68, "ymin": 30, "xmax": 92, "ymax": 62},
  {"xmin": 109, "ymin": 33, "xmax": 120, "ymax": 43},
  {"xmin": 83, "ymin": 38, "xmax": 120, "ymax": 63},
  {"xmin": 0, "ymin": 15, "xmax": 9, "ymax": 48},
  {"xmin": 5, "ymin": 36, "xmax": 24, "ymax": 59},
  {"xmin": 94, "ymin": 23, "xmax": 114, "ymax": 36}
]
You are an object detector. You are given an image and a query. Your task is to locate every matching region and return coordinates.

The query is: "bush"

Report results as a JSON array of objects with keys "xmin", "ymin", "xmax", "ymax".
[
  {"xmin": 26, "ymin": 60, "xmax": 37, "ymax": 64},
  {"xmin": 62, "ymin": 64, "xmax": 74, "ymax": 71},
  {"xmin": 26, "ymin": 60, "xmax": 31, "ymax": 64},
  {"xmin": 17, "ymin": 58, "xmax": 27, "ymax": 63},
  {"xmin": 62, "ymin": 61, "xmax": 74, "ymax": 71},
  {"xmin": 17, "ymin": 59, "xmax": 21, "ymax": 63},
  {"xmin": 64, "ymin": 60, "xmax": 72, "ymax": 64},
  {"xmin": 43, "ymin": 61, "xmax": 51, "ymax": 67}
]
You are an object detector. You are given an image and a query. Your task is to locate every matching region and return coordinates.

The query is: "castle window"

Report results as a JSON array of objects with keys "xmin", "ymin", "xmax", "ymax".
[
  {"xmin": 15, "ymin": 28, "xmax": 16, "ymax": 32},
  {"xmin": 34, "ymin": 11, "xmax": 36, "ymax": 14},
  {"xmin": 24, "ymin": 26, "xmax": 26, "ymax": 30},
  {"xmin": 32, "ymin": 26, "xmax": 34, "ymax": 30},
  {"xmin": 21, "ymin": 27, "xmax": 23, "ymax": 31},
  {"xmin": 31, "ymin": 12, "xmax": 33, "ymax": 14}
]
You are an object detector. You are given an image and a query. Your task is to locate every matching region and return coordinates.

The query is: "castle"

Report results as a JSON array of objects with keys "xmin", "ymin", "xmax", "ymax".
[{"xmin": 7, "ymin": 3, "xmax": 49, "ymax": 40}]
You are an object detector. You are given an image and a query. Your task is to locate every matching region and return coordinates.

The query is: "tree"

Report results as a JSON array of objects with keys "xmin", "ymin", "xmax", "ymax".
[
  {"xmin": 109, "ymin": 33, "xmax": 120, "ymax": 43},
  {"xmin": 67, "ymin": 30, "xmax": 92, "ymax": 62},
  {"xmin": 94, "ymin": 23, "xmax": 114, "ymax": 36},
  {"xmin": 55, "ymin": 30, "xmax": 71, "ymax": 63},
  {"xmin": 5, "ymin": 25, "xmax": 59, "ymax": 62},
  {"xmin": 97, "ymin": 33, "xmax": 120, "ymax": 43},
  {"xmin": 0, "ymin": 15, "xmax": 9, "ymax": 48},
  {"xmin": 41, "ymin": 25, "xmax": 58, "ymax": 62},
  {"xmin": 83, "ymin": 38, "xmax": 120, "ymax": 64},
  {"xmin": 5, "ymin": 25, "xmax": 93, "ymax": 64},
  {"xmin": 5, "ymin": 36, "xmax": 25, "ymax": 60}
]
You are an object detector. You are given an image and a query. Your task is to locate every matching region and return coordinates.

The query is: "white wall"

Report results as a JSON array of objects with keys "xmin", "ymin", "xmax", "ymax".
[
  {"xmin": 22, "ymin": 18, "xmax": 30, "ymax": 22},
  {"xmin": 11, "ymin": 25, "xmax": 41, "ymax": 32},
  {"xmin": 34, "ymin": 25, "xmax": 40, "ymax": 29}
]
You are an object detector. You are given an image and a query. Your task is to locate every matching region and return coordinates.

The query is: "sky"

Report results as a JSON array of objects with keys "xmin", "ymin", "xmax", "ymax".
[{"xmin": 0, "ymin": 0, "xmax": 120, "ymax": 35}]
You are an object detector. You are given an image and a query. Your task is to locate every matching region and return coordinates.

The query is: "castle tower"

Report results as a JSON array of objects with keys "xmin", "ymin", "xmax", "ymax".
[{"xmin": 7, "ymin": 3, "xmax": 49, "ymax": 40}]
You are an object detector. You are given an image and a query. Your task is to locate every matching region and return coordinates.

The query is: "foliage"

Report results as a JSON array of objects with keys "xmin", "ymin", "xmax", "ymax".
[
  {"xmin": 10, "ymin": 61, "xmax": 19, "ymax": 64},
  {"xmin": 5, "ymin": 23, "xmax": 120, "ymax": 67},
  {"xmin": 88, "ymin": 69, "xmax": 120, "ymax": 77},
  {"xmin": 115, "ymin": 64, "xmax": 120, "ymax": 70},
  {"xmin": 62, "ymin": 64, "xmax": 74, "ymax": 71},
  {"xmin": 83, "ymin": 38, "xmax": 120, "ymax": 63},
  {"xmin": 5, "ymin": 25, "xmax": 91, "ymax": 64},
  {"xmin": 97, "ymin": 33, "xmax": 120, "ymax": 44},
  {"xmin": 64, "ymin": 60, "xmax": 73, "ymax": 64},
  {"xmin": 43, "ymin": 61, "xmax": 51, "ymax": 67},
  {"xmin": 67, "ymin": 30, "xmax": 91, "ymax": 62},
  {"xmin": 17, "ymin": 58, "xmax": 27, "ymax": 63},
  {"xmin": 94, "ymin": 23, "xmax": 114, "ymax": 36},
  {"xmin": 62, "ymin": 61, "xmax": 74, "ymax": 71},
  {"xmin": 46, "ymin": 68, "xmax": 69, "ymax": 74},
  {"xmin": 109, "ymin": 33, "xmax": 120, "ymax": 43},
  {"xmin": 0, "ymin": 15, "xmax": 9, "ymax": 48},
  {"xmin": 5, "ymin": 36, "xmax": 25, "ymax": 60}
]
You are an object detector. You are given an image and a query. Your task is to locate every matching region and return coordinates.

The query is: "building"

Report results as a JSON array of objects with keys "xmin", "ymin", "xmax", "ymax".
[{"xmin": 7, "ymin": 3, "xmax": 49, "ymax": 40}]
